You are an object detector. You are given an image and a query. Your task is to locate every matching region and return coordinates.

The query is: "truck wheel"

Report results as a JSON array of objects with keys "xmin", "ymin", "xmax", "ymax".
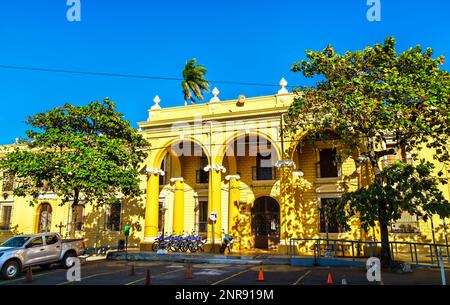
[
  {"xmin": 1, "ymin": 260, "xmax": 20, "ymax": 280},
  {"xmin": 61, "ymin": 252, "xmax": 77, "ymax": 269}
]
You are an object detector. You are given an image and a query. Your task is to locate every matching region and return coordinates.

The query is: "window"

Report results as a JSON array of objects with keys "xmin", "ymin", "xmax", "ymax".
[
  {"xmin": 389, "ymin": 212, "xmax": 420, "ymax": 233},
  {"xmin": 45, "ymin": 235, "xmax": 59, "ymax": 245},
  {"xmin": 385, "ymin": 144, "xmax": 410, "ymax": 166},
  {"xmin": 29, "ymin": 237, "xmax": 44, "ymax": 247},
  {"xmin": 105, "ymin": 203, "xmax": 122, "ymax": 231},
  {"xmin": 319, "ymin": 198, "xmax": 343, "ymax": 233},
  {"xmin": 2, "ymin": 173, "xmax": 14, "ymax": 192},
  {"xmin": 198, "ymin": 200, "xmax": 208, "ymax": 236},
  {"xmin": 38, "ymin": 203, "xmax": 52, "ymax": 233},
  {"xmin": 0, "ymin": 205, "xmax": 12, "ymax": 230},
  {"xmin": 253, "ymin": 153, "xmax": 274, "ymax": 180},
  {"xmin": 317, "ymin": 149, "xmax": 339, "ymax": 178},
  {"xmin": 196, "ymin": 157, "xmax": 209, "ymax": 183},
  {"xmin": 72, "ymin": 205, "xmax": 84, "ymax": 231}
]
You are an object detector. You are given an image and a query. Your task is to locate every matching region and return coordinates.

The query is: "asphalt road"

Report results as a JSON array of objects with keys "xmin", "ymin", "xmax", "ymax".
[{"xmin": 0, "ymin": 260, "xmax": 449, "ymax": 285}]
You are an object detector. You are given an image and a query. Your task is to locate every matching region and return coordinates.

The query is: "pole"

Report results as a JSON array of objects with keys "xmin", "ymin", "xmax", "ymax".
[
  {"xmin": 430, "ymin": 215, "xmax": 438, "ymax": 265},
  {"xmin": 443, "ymin": 217, "xmax": 450, "ymax": 264},
  {"xmin": 94, "ymin": 217, "xmax": 100, "ymax": 256},
  {"xmin": 439, "ymin": 249, "xmax": 447, "ymax": 285},
  {"xmin": 212, "ymin": 220, "xmax": 215, "ymax": 254},
  {"xmin": 125, "ymin": 235, "xmax": 128, "ymax": 260}
]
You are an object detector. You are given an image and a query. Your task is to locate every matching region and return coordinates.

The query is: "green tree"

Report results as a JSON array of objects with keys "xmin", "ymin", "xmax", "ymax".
[
  {"xmin": 181, "ymin": 58, "xmax": 210, "ymax": 105},
  {"xmin": 0, "ymin": 98, "xmax": 149, "ymax": 235},
  {"xmin": 286, "ymin": 37, "xmax": 450, "ymax": 267}
]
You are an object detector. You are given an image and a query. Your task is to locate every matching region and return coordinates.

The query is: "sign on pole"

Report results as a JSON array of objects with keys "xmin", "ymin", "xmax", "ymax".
[{"xmin": 210, "ymin": 211, "xmax": 218, "ymax": 222}]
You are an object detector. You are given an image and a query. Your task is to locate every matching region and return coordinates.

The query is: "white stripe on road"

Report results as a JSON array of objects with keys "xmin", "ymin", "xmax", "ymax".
[{"xmin": 292, "ymin": 270, "xmax": 312, "ymax": 285}]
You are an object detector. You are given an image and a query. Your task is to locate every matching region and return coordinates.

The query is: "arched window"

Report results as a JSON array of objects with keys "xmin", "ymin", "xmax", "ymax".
[{"xmin": 38, "ymin": 203, "xmax": 52, "ymax": 233}]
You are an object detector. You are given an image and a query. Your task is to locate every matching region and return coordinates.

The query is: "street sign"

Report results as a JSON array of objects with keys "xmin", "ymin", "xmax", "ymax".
[{"xmin": 209, "ymin": 211, "xmax": 218, "ymax": 222}]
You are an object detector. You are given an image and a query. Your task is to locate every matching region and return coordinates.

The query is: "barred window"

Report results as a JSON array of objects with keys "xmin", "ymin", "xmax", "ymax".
[
  {"xmin": 0, "ymin": 205, "xmax": 12, "ymax": 231},
  {"xmin": 2, "ymin": 173, "xmax": 15, "ymax": 192},
  {"xmin": 319, "ymin": 198, "xmax": 344, "ymax": 233},
  {"xmin": 105, "ymin": 203, "xmax": 122, "ymax": 232},
  {"xmin": 72, "ymin": 205, "xmax": 84, "ymax": 231}
]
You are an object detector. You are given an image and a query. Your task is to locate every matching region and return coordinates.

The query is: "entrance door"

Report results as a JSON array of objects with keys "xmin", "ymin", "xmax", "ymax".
[{"xmin": 251, "ymin": 197, "xmax": 280, "ymax": 249}]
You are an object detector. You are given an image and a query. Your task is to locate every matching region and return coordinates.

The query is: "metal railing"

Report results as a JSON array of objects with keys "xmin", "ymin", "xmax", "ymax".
[{"xmin": 289, "ymin": 237, "xmax": 450, "ymax": 267}]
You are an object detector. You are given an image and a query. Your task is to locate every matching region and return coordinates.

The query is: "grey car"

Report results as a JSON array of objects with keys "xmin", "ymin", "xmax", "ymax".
[{"xmin": 0, "ymin": 232, "xmax": 85, "ymax": 280}]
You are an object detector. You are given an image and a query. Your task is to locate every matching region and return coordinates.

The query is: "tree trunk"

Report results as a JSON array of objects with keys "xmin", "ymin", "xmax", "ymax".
[
  {"xmin": 378, "ymin": 201, "xmax": 392, "ymax": 268},
  {"xmin": 371, "ymin": 159, "xmax": 392, "ymax": 268},
  {"xmin": 70, "ymin": 188, "xmax": 80, "ymax": 238}
]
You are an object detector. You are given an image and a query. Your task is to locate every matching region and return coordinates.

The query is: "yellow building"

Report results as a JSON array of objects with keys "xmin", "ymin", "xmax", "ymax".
[{"xmin": 1, "ymin": 79, "xmax": 449, "ymax": 255}]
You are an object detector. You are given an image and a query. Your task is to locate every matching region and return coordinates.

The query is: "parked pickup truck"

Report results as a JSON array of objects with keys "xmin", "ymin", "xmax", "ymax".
[{"xmin": 0, "ymin": 232, "xmax": 86, "ymax": 280}]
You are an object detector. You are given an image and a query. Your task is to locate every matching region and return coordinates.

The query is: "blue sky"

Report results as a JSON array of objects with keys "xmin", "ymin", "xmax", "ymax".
[{"xmin": 0, "ymin": 0, "xmax": 449, "ymax": 144}]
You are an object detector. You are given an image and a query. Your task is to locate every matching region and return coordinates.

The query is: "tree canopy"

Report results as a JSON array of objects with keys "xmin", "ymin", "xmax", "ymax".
[
  {"xmin": 286, "ymin": 37, "xmax": 450, "ymax": 266},
  {"xmin": 287, "ymin": 37, "xmax": 450, "ymax": 173},
  {"xmin": 181, "ymin": 58, "xmax": 210, "ymax": 105},
  {"xmin": 0, "ymin": 98, "xmax": 149, "ymax": 211}
]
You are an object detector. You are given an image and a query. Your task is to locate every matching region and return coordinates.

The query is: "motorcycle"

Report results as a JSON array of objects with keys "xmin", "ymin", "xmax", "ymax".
[{"xmin": 220, "ymin": 230, "xmax": 234, "ymax": 254}]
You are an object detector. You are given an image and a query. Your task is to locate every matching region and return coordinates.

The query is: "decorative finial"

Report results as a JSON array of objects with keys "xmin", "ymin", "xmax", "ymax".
[
  {"xmin": 150, "ymin": 95, "xmax": 161, "ymax": 110},
  {"xmin": 210, "ymin": 87, "xmax": 220, "ymax": 102},
  {"xmin": 278, "ymin": 78, "xmax": 288, "ymax": 94}
]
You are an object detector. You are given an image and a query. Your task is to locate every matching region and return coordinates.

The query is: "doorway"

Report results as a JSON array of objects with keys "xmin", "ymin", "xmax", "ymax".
[{"xmin": 251, "ymin": 196, "xmax": 280, "ymax": 249}]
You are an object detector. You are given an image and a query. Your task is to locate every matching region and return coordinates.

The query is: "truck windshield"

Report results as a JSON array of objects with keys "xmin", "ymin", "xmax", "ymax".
[{"xmin": 0, "ymin": 236, "xmax": 31, "ymax": 247}]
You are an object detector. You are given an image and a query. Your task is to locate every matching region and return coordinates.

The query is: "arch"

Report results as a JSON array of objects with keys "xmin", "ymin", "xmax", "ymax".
[
  {"xmin": 287, "ymin": 130, "xmax": 308, "ymax": 161},
  {"xmin": 218, "ymin": 131, "xmax": 282, "ymax": 169},
  {"xmin": 151, "ymin": 136, "xmax": 211, "ymax": 170},
  {"xmin": 251, "ymin": 196, "xmax": 280, "ymax": 249},
  {"xmin": 36, "ymin": 203, "xmax": 52, "ymax": 233}
]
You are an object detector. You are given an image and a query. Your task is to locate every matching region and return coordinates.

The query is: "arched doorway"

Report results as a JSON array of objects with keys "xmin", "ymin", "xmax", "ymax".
[
  {"xmin": 251, "ymin": 197, "xmax": 280, "ymax": 249},
  {"xmin": 37, "ymin": 203, "xmax": 52, "ymax": 233}
]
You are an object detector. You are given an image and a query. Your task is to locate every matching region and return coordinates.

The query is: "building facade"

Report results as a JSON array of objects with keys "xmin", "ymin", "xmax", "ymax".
[{"xmin": 1, "ymin": 79, "xmax": 450, "ymax": 254}]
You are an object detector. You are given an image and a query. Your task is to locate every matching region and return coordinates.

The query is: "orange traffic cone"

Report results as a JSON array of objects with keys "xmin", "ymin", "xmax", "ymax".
[
  {"xmin": 129, "ymin": 264, "xmax": 135, "ymax": 276},
  {"xmin": 145, "ymin": 269, "xmax": 151, "ymax": 285},
  {"xmin": 25, "ymin": 267, "xmax": 33, "ymax": 283},
  {"xmin": 257, "ymin": 267, "xmax": 265, "ymax": 281},
  {"xmin": 186, "ymin": 264, "xmax": 193, "ymax": 279},
  {"xmin": 327, "ymin": 272, "xmax": 333, "ymax": 285}
]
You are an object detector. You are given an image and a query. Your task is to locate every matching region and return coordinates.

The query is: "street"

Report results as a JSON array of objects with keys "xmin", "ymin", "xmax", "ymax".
[{"xmin": 0, "ymin": 259, "xmax": 449, "ymax": 285}]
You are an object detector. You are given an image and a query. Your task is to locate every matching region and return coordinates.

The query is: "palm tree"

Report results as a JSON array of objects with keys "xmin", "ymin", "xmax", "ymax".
[{"xmin": 181, "ymin": 58, "xmax": 210, "ymax": 105}]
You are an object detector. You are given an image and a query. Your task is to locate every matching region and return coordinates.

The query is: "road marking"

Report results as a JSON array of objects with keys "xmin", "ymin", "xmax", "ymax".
[
  {"xmin": 0, "ymin": 269, "xmax": 66, "ymax": 285},
  {"xmin": 124, "ymin": 268, "xmax": 184, "ymax": 285},
  {"xmin": 57, "ymin": 268, "xmax": 129, "ymax": 285},
  {"xmin": 292, "ymin": 270, "xmax": 312, "ymax": 285},
  {"xmin": 0, "ymin": 261, "xmax": 118, "ymax": 285},
  {"xmin": 211, "ymin": 268, "xmax": 252, "ymax": 286}
]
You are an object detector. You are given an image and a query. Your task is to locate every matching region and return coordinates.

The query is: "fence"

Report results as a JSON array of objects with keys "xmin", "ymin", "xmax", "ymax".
[{"xmin": 289, "ymin": 237, "xmax": 450, "ymax": 267}]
